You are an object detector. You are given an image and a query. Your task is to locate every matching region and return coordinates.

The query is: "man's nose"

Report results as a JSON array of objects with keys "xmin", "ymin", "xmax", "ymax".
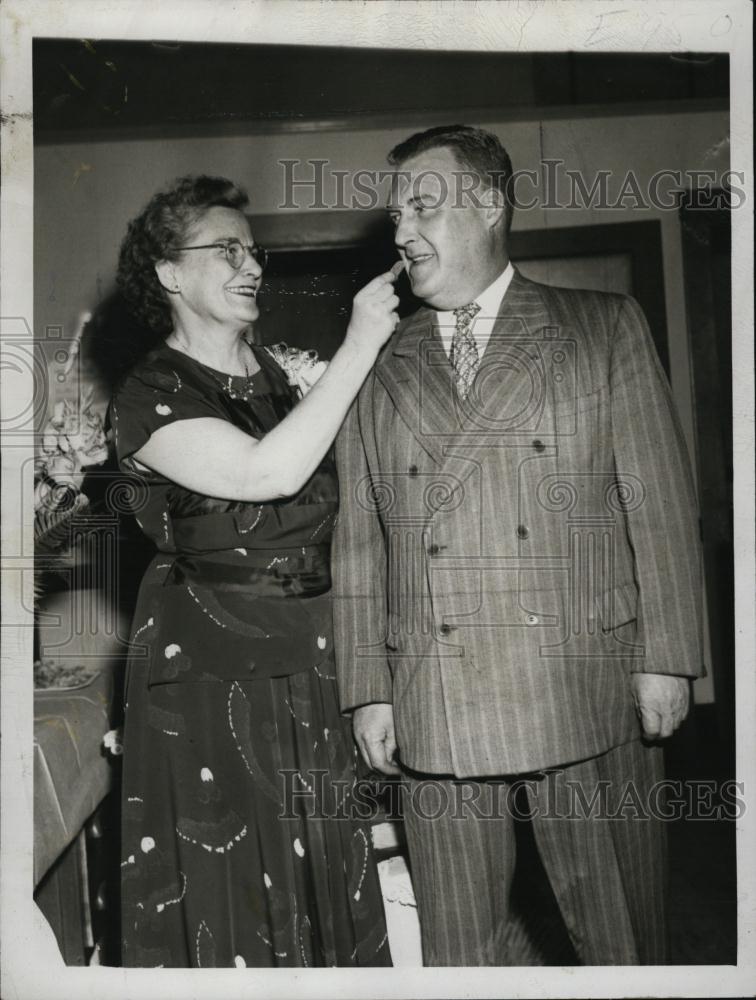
[{"xmin": 393, "ymin": 213, "xmax": 417, "ymax": 249}]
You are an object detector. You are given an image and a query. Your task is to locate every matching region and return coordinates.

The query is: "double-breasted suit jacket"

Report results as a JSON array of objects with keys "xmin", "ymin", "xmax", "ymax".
[{"xmin": 332, "ymin": 270, "xmax": 704, "ymax": 778}]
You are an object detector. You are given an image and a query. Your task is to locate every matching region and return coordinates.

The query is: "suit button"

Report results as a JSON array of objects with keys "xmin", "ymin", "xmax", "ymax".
[
  {"xmin": 517, "ymin": 525, "xmax": 529, "ymax": 539},
  {"xmin": 439, "ymin": 623, "xmax": 456, "ymax": 636},
  {"xmin": 526, "ymin": 613, "xmax": 539, "ymax": 625},
  {"xmin": 532, "ymin": 439, "xmax": 545, "ymax": 452},
  {"xmin": 408, "ymin": 465, "xmax": 419, "ymax": 477},
  {"xmin": 428, "ymin": 543, "xmax": 440, "ymax": 556}
]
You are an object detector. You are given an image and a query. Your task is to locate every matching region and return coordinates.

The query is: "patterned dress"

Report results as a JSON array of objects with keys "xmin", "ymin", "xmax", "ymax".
[{"xmin": 110, "ymin": 342, "xmax": 391, "ymax": 968}]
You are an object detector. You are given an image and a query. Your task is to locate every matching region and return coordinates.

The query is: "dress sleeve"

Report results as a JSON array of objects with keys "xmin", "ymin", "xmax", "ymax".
[{"xmin": 109, "ymin": 359, "xmax": 221, "ymax": 465}]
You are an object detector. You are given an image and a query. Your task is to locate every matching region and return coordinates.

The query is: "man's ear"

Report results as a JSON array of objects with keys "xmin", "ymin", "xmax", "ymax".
[
  {"xmin": 155, "ymin": 259, "xmax": 180, "ymax": 294},
  {"xmin": 481, "ymin": 187, "xmax": 506, "ymax": 231}
]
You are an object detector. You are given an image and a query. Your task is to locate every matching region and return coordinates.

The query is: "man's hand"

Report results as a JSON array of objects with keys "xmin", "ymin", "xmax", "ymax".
[
  {"xmin": 631, "ymin": 673, "xmax": 690, "ymax": 740},
  {"xmin": 352, "ymin": 702, "xmax": 402, "ymax": 776}
]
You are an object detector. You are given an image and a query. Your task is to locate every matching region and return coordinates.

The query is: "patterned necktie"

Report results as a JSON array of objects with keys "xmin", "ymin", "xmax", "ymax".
[{"xmin": 450, "ymin": 302, "xmax": 481, "ymax": 399}]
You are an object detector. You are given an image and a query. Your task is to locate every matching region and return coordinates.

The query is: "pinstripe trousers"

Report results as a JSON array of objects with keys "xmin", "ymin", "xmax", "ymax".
[{"xmin": 401, "ymin": 739, "xmax": 667, "ymax": 966}]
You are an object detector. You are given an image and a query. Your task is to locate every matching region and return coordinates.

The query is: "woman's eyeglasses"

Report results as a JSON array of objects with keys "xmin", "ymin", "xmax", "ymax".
[{"xmin": 175, "ymin": 239, "xmax": 269, "ymax": 271}]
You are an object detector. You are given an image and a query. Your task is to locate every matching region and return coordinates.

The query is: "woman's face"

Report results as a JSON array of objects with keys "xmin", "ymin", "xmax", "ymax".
[{"xmin": 168, "ymin": 206, "xmax": 263, "ymax": 331}]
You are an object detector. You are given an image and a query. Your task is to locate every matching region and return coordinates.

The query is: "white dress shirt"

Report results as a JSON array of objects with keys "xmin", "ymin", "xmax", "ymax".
[{"xmin": 434, "ymin": 262, "xmax": 515, "ymax": 359}]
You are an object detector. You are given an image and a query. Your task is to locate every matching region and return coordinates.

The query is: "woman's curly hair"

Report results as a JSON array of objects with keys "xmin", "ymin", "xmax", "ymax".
[{"xmin": 117, "ymin": 175, "xmax": 249, "ymax": 336}]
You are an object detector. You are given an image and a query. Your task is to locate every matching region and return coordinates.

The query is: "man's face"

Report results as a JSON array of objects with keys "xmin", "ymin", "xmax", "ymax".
[{"xmin": 388, "ymin": 147, "xmax": 503, "ymax": 310}]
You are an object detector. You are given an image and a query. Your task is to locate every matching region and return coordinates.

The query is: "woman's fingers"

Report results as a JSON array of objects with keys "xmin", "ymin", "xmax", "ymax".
[
  {"xmin": 347, "ymin": 272, "xmax": 401, "ymax": 348},
  {"xmin": 358, "ymin": 269, "xmax": 399, "ymax": 295}
]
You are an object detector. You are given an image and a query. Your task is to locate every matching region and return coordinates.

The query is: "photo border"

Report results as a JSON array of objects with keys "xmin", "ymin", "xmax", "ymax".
[{"xmin": 1, "ymin": 2, "xmax": 753, "ymax": 997}]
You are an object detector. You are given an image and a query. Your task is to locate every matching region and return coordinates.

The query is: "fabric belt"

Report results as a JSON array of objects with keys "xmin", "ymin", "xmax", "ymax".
[{"xmin": 163, "ymin": 544, "xmax": 332, "ymax": 598}]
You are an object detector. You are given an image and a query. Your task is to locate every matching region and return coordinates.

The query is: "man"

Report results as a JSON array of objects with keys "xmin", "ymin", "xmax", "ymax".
[{"xmin": 332, "ymin": 125, "xmax": 703, "ymax": 965}]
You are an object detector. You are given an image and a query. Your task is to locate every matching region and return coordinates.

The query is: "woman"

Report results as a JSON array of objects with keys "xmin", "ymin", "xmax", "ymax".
[{"xmin": 110, "ymin": 175, "xmax": 399, "ymax": 967}]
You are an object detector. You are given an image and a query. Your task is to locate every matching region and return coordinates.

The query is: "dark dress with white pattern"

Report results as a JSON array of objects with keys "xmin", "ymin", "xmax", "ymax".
[{"xmin": 110, "ymin": 342, "xmax": 391, "ymax": 968}]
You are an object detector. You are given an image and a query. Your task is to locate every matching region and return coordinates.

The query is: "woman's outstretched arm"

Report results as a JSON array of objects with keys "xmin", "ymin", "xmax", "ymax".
[{"xmin": 131, "ymin": 270, "xmax": 400, "ymax": 502}]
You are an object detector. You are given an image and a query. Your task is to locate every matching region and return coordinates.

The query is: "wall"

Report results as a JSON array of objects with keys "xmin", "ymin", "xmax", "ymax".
[
  {"xmin": 35, "ymin": 109, "xmax": 729, "ymax": 412},
  {"xmin": 34, "ymin": 108, "xmax": 729, "ymax": 699}
]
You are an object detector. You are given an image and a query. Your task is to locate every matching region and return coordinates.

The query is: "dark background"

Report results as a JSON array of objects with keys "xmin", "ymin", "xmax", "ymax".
[{"xmin": 33, "ymin": 42, "xmax": 728, "ymax": 141}]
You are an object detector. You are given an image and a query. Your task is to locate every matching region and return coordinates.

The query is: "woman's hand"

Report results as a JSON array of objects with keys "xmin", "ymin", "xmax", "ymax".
[{"xmin": 344, "ymin": 270, "xmax": 401, "ymax": 353}]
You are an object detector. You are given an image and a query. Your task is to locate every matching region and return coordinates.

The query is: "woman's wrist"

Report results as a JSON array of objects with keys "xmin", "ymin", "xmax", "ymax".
[{"xmin": 338, "ymin": 328, "xmax": 381, "ymax": 369}]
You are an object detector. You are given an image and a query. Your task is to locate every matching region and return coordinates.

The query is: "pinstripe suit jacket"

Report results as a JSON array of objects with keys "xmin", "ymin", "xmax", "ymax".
[{"xmin": 332, "ymin": 270, "xmax": 704, "ymax": 777}]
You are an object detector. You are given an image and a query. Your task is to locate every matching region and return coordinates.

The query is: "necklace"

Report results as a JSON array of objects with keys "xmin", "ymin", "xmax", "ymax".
[
  {"xmin": 168, "ymin": 337, "xmax": 258, "ymax": 402},
  {"xmin": 205, "ymin": 357, "xmax": 257, "ymax": 402}
]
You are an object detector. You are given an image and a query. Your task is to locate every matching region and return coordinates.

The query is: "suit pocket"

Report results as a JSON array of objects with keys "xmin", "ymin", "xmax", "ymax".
[
  {"xmin": 553, "ymin": 383, "xmax": 609, "ymax": 420},
  {"xmin": 516, "ymin": 583, "xmax": 637, "ymax": 637},
  {"xmin": 597, "ymin": 581, "xmax": 638, "ymax": 632}
]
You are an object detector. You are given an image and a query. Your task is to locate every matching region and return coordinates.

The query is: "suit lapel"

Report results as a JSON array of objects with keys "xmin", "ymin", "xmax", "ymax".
[
  {"xmin": 484, "ymin": 269, "xmax": 553, "ymax": 362},
  {"xmin": 456, "ymin": 270, "xmax": 554, "ymax": 437},
  {"xmin": 374, "ymin": 271, "xmax": 556, "ymax": 520},
  {"xmin": 375, "ymin": 308, "xmax": 459, "ymax": 466}
]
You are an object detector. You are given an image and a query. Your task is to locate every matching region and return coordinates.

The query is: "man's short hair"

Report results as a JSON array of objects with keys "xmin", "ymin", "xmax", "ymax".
[{"xmin": 387, "ymin": 124, "xmax": 515, "ymax": 233}]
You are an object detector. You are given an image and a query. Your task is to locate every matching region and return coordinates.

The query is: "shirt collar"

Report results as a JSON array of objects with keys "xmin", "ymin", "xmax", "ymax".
[{"xmin": 435, "ymin": 261, "xmax": 515, "ymax": 327}]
